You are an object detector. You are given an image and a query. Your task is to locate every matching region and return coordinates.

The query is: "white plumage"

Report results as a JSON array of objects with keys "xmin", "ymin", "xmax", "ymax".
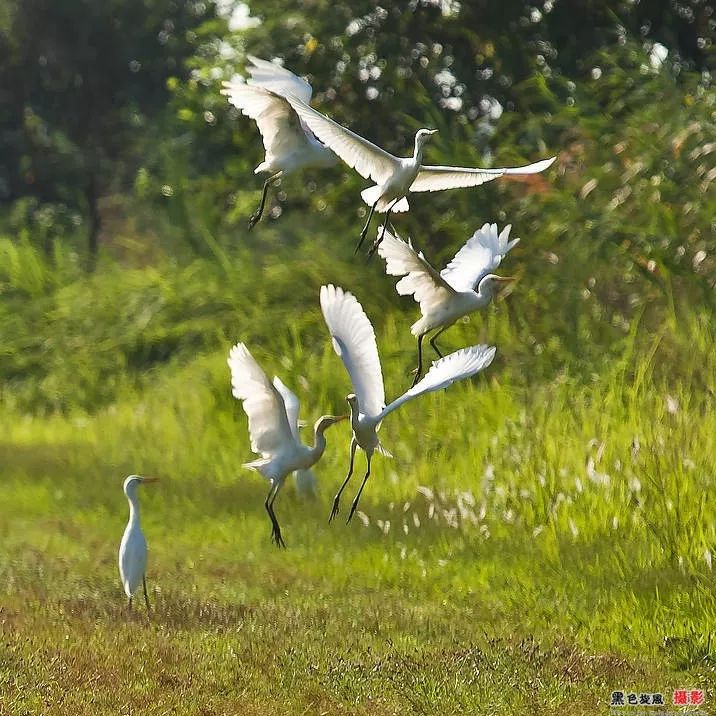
[
  {"xmin": 284, "ymin": 93, "xmax": 554, "ymax": 252},
  {"xmin": 320, "ymin": 284, "xmax": 496, "ymax": 522},
  {"xmin": 378, "ymin": 224, "xmax": 517, "ymax": 383},
  {"xmin": 118, "ymin": 475, "xmax": 158, "ymax": 609},
  {"xmin": 221, "ymin": 56, "xmax": 337, "ymax": 229},
  {"xmin": 228, "ymin": 342, "xmax": 346, "ymax": 547}
]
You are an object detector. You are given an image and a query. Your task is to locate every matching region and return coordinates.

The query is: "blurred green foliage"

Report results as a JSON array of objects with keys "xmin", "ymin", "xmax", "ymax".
[{"xmin": 0, "ymin": 0, "xmax": 714, "ymax": 412}]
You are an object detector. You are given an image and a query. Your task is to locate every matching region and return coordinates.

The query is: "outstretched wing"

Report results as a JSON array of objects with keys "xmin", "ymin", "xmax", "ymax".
[
  {"xmin": 228, "ymin": 343, "xmax": 297, "ymax": 459},
  {"xmin": 380, "ymin": 345, "xmax": 497, "ymax": 420},
  {"xmin": 272, "ymin": 376, "xmax": 300, "ymax": 441},
  {"xmin": 409, "ymin": 156, "xmax": 556, "ymax": 193},
  {"xmin": 320, "ymin": 284, "xmax": 385, "ymax": 419},
  {"xmin": 221, "ymin": 81, "xmax": 310, "ymax": 162},
  {"xmin": 377, "ymin": 228, "xmax": 456, "ymax": 316},
  {"xmin": 245, "ymin": 56, "xmax": 313, "ymax": 104},
  {"xmin": 440, "ymin": 223, "xmax": 520, "ymax": 293},
  {"xmin": 285, "ymin": 94, "xmax": 399, "ymax": 185}
]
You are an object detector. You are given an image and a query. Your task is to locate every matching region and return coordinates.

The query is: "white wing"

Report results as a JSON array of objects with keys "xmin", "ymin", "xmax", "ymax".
[
  {"xmin": 379, "ymin": 345, "xmax": 497, "ymax": 420},
  {"xmin": 228, "ymin": 342, "xmax": 297, "ymax": 459},
  {"xmin": 245, "ymin": 56, "xmax": 313, "ymax": 104},
  {"xmin": 272, "ymin": 376, "xmax": 300, "ymax": 441},
  {"xmin": 285, "ymin": 94, "xmax": 399, "ymax": 185},
  {"xmin": 377, "ymin": 228, "xmax": 455, "ymax": 315},
  {"xmin": 221, "ymin": 81, "xmax": 310, "ymax": 161},
  {"xmin": 440, "ymin": 223, "xmax": 520, "ymax": 293},
  {"xmin": 410, "ymin": 156, "xmax": 556, "ymax": 193},
  {"xmin": 319, "ymin": 284, "xmax": 385, "ymax": 419}
]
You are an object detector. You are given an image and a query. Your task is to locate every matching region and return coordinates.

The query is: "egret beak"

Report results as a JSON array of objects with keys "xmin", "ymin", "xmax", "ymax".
[
  {"xmin": 334, "ymin": 415, "xmax": 349, "ymax": 422},
  {"xmin": 141, "ymin": 477, "xmax": 160, "ymax": 484},
  {"xmin": 428, "ymin": 129, "xmax": 438, "ymax": 135},
  {"xmin": 494, "ymin": 276, "xmax": 516, "ymax": 302},
  {"xmin": 495, "ymin": 276, "xmax": 516, "ymax": 284}
]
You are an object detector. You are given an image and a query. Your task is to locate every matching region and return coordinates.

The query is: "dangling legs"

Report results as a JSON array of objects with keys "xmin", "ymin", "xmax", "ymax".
[
  {"xmin": 330, "ymin": 438, "xmax": 357, "ymax": 522},
  {"xmin": 410, "ymin": 334, "xmax": 425, "ymax": 388},
  {"xmin": 128, "ymin": 596, "xmax": 133, "ymax": 611},
  {"xmin": 355, "ymin": 201, "xmax": 378, "ymax": 254},
  {"xmin": 347, "ymin": 453, "xmax": 372, "ymax": 523},
  {"xmin": 429, "ymin": 326, "xmax": 448, "ymax": 359},
  {"xmin": 143, "ymin": 576, "xmax": 151, "ymax": 610},
  {"xmin": 265, "ymin": 481, "xmax": 285, "ymax": 548},
  {"xmin": 368, "ymin": 200, "xmax": 398, "ymax": 258},
  {"xmin": 248, "ymin": 172, "xmax": 282, "ymax": 230}
]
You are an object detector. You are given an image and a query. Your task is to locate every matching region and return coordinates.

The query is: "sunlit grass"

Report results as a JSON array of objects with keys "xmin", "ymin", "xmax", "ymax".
[{"xmin": 2, "ymin": 309, "xmax": 715, "ymax": 713}]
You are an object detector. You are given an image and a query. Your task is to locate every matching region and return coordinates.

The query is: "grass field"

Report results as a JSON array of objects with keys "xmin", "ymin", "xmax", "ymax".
[{"xmin": 2, "ymin": 286, "xmax": 715, "ymax": 714}]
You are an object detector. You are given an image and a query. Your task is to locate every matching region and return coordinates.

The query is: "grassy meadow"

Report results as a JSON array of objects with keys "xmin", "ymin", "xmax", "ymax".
[{"xmin": 1, "ymin": 227, "xmax": 715, "ymax": 715}]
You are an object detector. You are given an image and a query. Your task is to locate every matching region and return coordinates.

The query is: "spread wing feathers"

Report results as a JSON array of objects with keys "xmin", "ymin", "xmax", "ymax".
[
  {"xmin": 410, "ymin": 156, "xmax": 556, "ymax": 193},
  {"xmin": 221, "ymin": 82, "xmax": 309, "ymax": 160},
  {"xmin": 285, "ymin": 94, "xmax": 398, "ymax": 185},
  {"xmin": 294, "ymin": 469, "xmax": 317, "ymax": 498},
  {"xmin": 379, "ymin": 345, "xmax": 497, "ymax": 421},
  {"xmin": 377, "ymin": 228, "xmax": 455, "ymax": 314},
  {"xmin": 245, "ymin": 56, "xmax": 313, "ymax": 104},
  {"xmin": 441, "ymin": 223, "xmax": 520, "ymax": 293},
  {"xmin": 272, "ymin": 376, "xmax": 300, "ymax": 441},
  {"xmin": 228, "ymin": 343, "xmax": 297, "ymax": 459},
  {"xmin": 320, "ymin": 284, "xmax": 385, "ymax": 419}
]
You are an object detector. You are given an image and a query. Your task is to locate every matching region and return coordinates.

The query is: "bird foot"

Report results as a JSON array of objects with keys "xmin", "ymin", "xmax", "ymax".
[
  {"xmin": 346, "ymin": 502, "xmax": 359, "ymax": 524},
  {"xmin": 328, "ymin": 499, "xmax": 340, "ymax": 523},
  {"xmin": 271, "ymin": 527, "xmax": 286, "ymax": 549},
  {"xmin": 247, "ymin": 211, "xmax": 262, "ymax": 231},
  {"xmin": 366, "ymin": 235, "xmax": 383, "ymax": 260}
]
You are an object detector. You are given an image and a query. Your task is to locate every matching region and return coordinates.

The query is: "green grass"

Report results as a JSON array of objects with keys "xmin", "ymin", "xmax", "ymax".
[{"xmin": 2, "ymin": 305, "xmax": 715, "ymax": 714}]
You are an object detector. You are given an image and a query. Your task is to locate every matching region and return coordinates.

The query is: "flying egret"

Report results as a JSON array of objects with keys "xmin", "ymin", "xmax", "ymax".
[
  {"xmin": 221, "ymin": 56, "xmax": 337, "ymax": 229},
  {"xmin": 284, "ymin": 93, "xmax": 555, "ymax": 253},
  {"xmin": 378, "ymin": 223, "xmax": 518, "ymax": 386},
  {"xmin": 228, "ymin": 342, "xmax": 347, "ymax": 547},
  {"xmin": 320, "ymin": 284, "xmax": 496, "ymax": 522},
  {"xmin": 118, "ymin": 475, "xmax": 159, "ymax": 610}
]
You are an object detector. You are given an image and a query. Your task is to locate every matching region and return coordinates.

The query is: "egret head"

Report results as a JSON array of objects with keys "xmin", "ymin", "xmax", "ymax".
[
  {"xmin": 477, "ymin": 274, "xmax": 515, "ymax": 300},
  {"xmin": 123, "ymin": 474, "xmax": 159, "ymax": 497},
  {"xmin": 314, "ymin": 414, "xmax": 348, "ymax": 434},
  {"xmin": 414, "ymin": 128, "xmax": 438, "ymax": 148},
  {"xmin": 345, "ymin": 393, "xmax": 359, "ymax": 409}
]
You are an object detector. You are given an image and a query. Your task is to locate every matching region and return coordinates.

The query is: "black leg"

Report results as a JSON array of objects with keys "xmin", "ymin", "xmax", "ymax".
[
  {"xmin": 330, "ymin": 438, "xmax": 357, "ymax": 523},
  {"xmin": 143, "ymin": 576, "xmax": 151, "ymax": 610},
  {"xmin": 347, "ymin": 453, "xmax": 372, "ymax": 523},
  {"xmin": 355, "ymin": 201, "xmax": 378, "ymax": 254},
  {"xmin": 128, "ymin": 596, "xmax": 133, "ymax": 611},
  {"xmin": 265, "ymin": 482, "xmax": 285, "ymax": 548},
  {"xmin": 367, "ymin": 200, "xmax": 397, "ymax": 259},
  {"xmin": 410, "ymin": 334, "xmax": 425, "ymax": 388},
  {"xmin": 429, "ymin": 326, "xmax": 448, "ymax": 359},
  {"xmin": 248, "ymin": 173, "xmax": 281, "ymax": 230}
]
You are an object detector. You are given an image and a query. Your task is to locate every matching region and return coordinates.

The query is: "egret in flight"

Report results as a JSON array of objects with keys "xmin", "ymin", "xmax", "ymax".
[
  {"xmin": 118, "ymin": 475, "xmax": 159, "ymax": 610},
  {"xmin": 221, "ymin": 56, "xmax": 337, "ymax": 229},
  {"xmin": 378, "ymin": 223, "xmax": 518, "ymax": 385},
  {"xmin": 228, "ymin": 342, "xmax": 346, "ymax": 547},
  {"xmin": 285, "ymin": 94, "xmax": 554, "ymax": 253},
  {"xmin": 320, "ymin": 284, "xmax": 496, "ymax": 522}
]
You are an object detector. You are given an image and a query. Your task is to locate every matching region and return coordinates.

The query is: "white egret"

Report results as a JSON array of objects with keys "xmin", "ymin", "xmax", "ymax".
[
  {"xmin": 118, "ymin": 475, "xmax": 159, "ymax": 610},
  {"xmin": 378, "ymin": 223, "xmax": 518, "ymax": 385},
  {"xmin": 285, "ymin": 93, "xmax": 555, "ymax": 253},
  {"xmin": 221, "ymin": 56, "xmax": 337, "ymax": 229},
  {"xmin": 320, "ymin": 284, "xmax": 496, "ymax": 522},
  {"xmin": 228, "ymin": 342, "xmax": 346, "ymax": 547}
]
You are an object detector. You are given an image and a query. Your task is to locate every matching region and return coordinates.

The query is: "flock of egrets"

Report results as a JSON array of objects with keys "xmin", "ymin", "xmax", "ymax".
[{"xmin": 118, "ymin": 57, "xmax": 555, "ymax": 607}]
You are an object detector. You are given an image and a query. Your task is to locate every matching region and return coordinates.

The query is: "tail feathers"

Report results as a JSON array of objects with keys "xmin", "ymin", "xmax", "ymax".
[
  {"xmin": 360, "ymin": 186, "xmax": 410, "ymax": 213},
  {"xmin": 294, "ymin": 469, "xmax": 317, "ymax": 498},
  {"xmin": 377, "ymin": 442, "xmax": 393, "ymax": 458}
]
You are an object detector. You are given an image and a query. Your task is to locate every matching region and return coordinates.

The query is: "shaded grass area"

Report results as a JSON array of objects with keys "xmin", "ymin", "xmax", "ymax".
[{"xmin": 2, "ymin": 318, "xmax": 716, "ymax": 714}]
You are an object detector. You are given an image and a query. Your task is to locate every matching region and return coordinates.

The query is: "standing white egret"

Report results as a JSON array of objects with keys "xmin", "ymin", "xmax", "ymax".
[
  {"xmin": 221, "ymin": 56, "xmax": 337, "ymax": 229},
  {"xmin": 320, "ymin": 284, "xmax": 496, "ymax": 522},
  {"xmin": 228, "ymin": 342, "xmax": 347, "ymax": 547},
  {"xmin": 285, "ymin": 93, "xmax": 555, "ymax": 253},
  {"xmin": 378, "ymin": 223, "xmax": 518, "ymax": 385},
  {"xmin": 118, "ymin": 475, "xmax": 159, "ymax": 610}
]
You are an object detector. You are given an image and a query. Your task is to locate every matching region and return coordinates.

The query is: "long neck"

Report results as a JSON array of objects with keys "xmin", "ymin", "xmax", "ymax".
[
  {"xmin": 126, "ymin": 493, "xmax": 140, "ymax": 527},
  {"xmin": 308, "ymin": 425, "xmax": 329, "ymax": 464},
  {"xmin": 413, "ymin": 137, "xmax": 425, "ymax": 163},
  {"xmin": 475, "ymin": 281, "xmax": 494, "ymax": 305}
]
